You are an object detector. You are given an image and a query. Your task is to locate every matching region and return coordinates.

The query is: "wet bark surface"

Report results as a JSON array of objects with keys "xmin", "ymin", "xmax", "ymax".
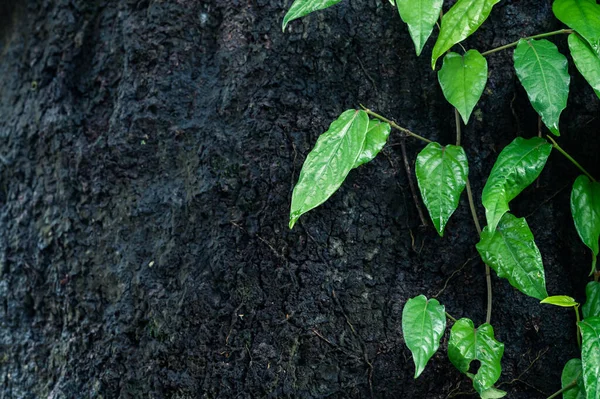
[{"xmin": 0, "ymin": 0, "xmax": 599, "ymax": 397}]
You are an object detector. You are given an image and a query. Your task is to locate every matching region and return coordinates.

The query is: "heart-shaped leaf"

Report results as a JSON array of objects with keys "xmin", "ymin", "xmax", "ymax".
[
  {"xmin": 415, "ymin": 143, "xmax": 469, "ymax": 236},
  {"xmin": 583, "ymin": 281, "xmax": 600, "ymax": 319},
  {"xmin": 438, "ymin": 50, "xmax": 488, "ymax": 124},
  {"xmin": 578, "ymin": 317, "xmax": 600, "ymax": 399},
  {"xmin": 282, "ymin": 0, "xmax": 343, "ymax": 31},
  {"xmin": 569, "ymin": 33, "xmax": 600, "ymax": 99},
  {"xmin": 571, "ymin": 175, "xmax": 600, "ymax": 263},
  {"xmin": 482, "ymin": 137, "xmax": 552, "ymax": 232},
  {"xmin": 561, "ymin": 358, "xmax": 586, "ymax": 399},
  {"xmin": 396, "ymin": 0, "xmax": 444, "ymax": 56},
  {"xmin": 476, "ymin": 213, "xmax": 548, "ymax": 300},
  {"xmin": 513, "ymin": 39, "xmax": 570, "ymax": 136},
  {"xmin": 431, "ymin": 0, "xmax": 500, "ymax": 69},
  {"xmin": 448, "ymin": 318, "xmax": 504, "ymax": 394},
  {"xmin": 540, "ymin": 295, "xmax": 579, "ymax": 308},
  {"xmin": 290, "ymin": 110, "xmax": 369, "ymax": 228},
  {"xmin": 553, "ymin": 0, "xmax": 600, "ymax": 56},
  {"xmin": 353, "ymin": 120, "xmax": 391, "ymax": 168},
  {"xmin": 402, "ymin": 295, "xmax": 447, "ymax": 378}
]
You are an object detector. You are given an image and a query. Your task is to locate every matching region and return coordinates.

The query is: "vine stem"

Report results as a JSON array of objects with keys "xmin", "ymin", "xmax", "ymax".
[
  {"xmin": 575, "ymin": 305, "xmax": 581, "ymax": 349},
  {"xmin": 546, "ymin": 375, "xmax": 580, "ymax": 399},
  {"xmin": 455, "ymin": 110, "xmax": 492, "ymax": 325},
  {"xmin": 546, "ymin": 135, "xmax": 597, "ymax": 182},
  {"xmin": 360, "ymin": 105, "xmax": 432, "ymax": 144},
  {"xmin": 445, "ymin": 312, "xmax": 457, "ymax": 322},
  {"xmin": 481, "ymin": 29, "xmax": 573, "ymax": 56}
]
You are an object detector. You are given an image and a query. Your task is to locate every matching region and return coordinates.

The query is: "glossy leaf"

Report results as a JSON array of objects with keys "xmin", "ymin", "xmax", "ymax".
[
  {"xmin": 540, "ymin": 295, "xmax": 579, "ymax": 308},
  {"xmin": 578, "ymin": 317, "xmax": 600, "ymax": 399},
  {"xmin": 415, "ymin": 143, "xmax": 469, "ymax": 236},
  {"xmin": 282, "ymin": 0, "xmax": 343, "ymax": 31},
  {"xmin": 431, "ymin": 0, "xmax": 500, "ymax": 68},
  {"xmin": 583, "ymin": 281, "xmax": 600, "ymax": 319},
  {"xmin": 569, "ymin": 33, "xmax": 600, "ymax": 99},
  {"xmin": 438, "ymin": 50, "xmax": 488, "ymax": 124},
  {"xmin": 561, "ymin": 358, "xmax": 586, "ymax": 399},
  {"xmin": 553, "ymin": 0, "xmax": 600, "ymax": 56},
  {"xmin": 479, "ymin": 387, "xmax": 507, "ymax": 399},
  {"xmin": 571, "ymin": 175, "xmax": 600, "ymax": 259},
  {"xmin": 513, "ymin": 39, "xmax": 570, "ymax": 136},
  {"xmin": 482, "ymin": 137, "xmax": 552, "ymax": 232},
  {"xmin": 477, "ymin": 213, "xmax": 548, "ymax": 300},
  {"xmin": 448, "ymin": 318, "xmax": 504, "ymax": 394},
  {"xmin": 289, "ymin": 110, "xmax": 369, "ymax": 228},
  {"xmin": 402, "ymin": 295, "xmax": 447, "ymax": 378},
  {"xmin": 353, "ymin": 120, "xmax": 391, "ymax": 168},
  {"xmin": 396, "ymin": 0, "xmax": 444, "ymax": 56}
]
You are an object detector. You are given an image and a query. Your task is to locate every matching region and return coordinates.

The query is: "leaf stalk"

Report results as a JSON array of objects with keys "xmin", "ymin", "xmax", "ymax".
[{"xmin": 482, "ymin": 29, "xmax": 573, "ymax": 56}]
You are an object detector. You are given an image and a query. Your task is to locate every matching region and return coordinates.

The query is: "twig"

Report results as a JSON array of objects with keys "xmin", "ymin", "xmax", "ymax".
[{"xmin": 400, "ymin": 138, "xmax": 429, "ymax": 227}]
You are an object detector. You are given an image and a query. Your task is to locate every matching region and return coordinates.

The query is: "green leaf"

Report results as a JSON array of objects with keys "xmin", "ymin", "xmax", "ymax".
[
  {"xmin": 578, "ymin": 317, "xmax": 600, "ymax": 399},
  {"xmin": 476, "ymin": 213, "xmax": 548, "ymax": 300},
  {"xmin": 479, "ymin": 387, "xmax": 508, "ymax": 399},
  {"xmin": 402, "ymin": 295, "xmax": 447, "ymax": 378},
  {"xmin": 448, "ymin": 318, "xmax": 504, "ymax": 394},
  {"xmin": 482, "ymin": 137, "xmax": 552, "ymax": 232},
  {"xmin": 282, "ymin": 0, "xmax": 343, "ymax": 31},
  {"xmin": 569, "ymin": 33, "xmax": 600, "ymax": 99},
  {"xmin": 561, "ymin": 358, "xmax": 586, "ymax": 399},
  {"xmin": 431, "ymin": 0, "xmax": 501, "ymax": 69},
  {"xmin": 513, "ymin": 39, "xmax": 570, "ymax": 136},
  {"xmin": 540, "ymin": 295, "xmax": 579, "ymax": 308},
  {"xmin": 289, "ymin": 110, "xmax": 369, "ymax": 228},
  {"xmin": 396, "ymin": 0, "xmax": 444, "ymax": 56},
  {"xmin": 438, "ymin": 50, "xmax": 488, "ymax": 124},
  {"xmin": 583, "ymin": 281, "xmax": 600, "ymax": 319},
  {"xmin": 353, "ymin": 120, "xmax": 391, "ymax": 168},
  {"xmin": 571, "ymin": 175, "xmax": 600, "ymax": 259},
  {"xmin": 415, "ymin": 143, "xmax": 469, "ymax": 236},
  {"xmin": 553, "ymin": 0, "xmax": 600, "ymax": 56}
]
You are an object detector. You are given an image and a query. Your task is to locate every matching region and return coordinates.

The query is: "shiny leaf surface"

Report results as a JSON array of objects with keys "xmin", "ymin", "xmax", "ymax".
[
  {"xmin": 583, "ymin": 281, "xmax": 600, "ymax": 319},
  {"xmin": 448, "ymin": 318, "xmax": 504, "ymax": 394},
  {"xmin": 396, "ymin": 0, "xmax": 444, "ymax": 56},
  {"xmin": 438, "ymin": 50, "xmax": 488, "ymax": 124},
  {"xmin": 561, "ymin": 358, "xmax": 586, "ymax": 399},
  {"xmin": 571, "ymin": 175, "xmax": 600, "ymax": 257},
  {"xmin": 578, "ymin": 317, "xmax": 600, "ymax": 399},
  {"xmin": 431, "ymin": 0, "xmax": 500, "ymax": 68},
  {"xmin": 289, "ymin": 110, "xmax": 369, "ymax": 228},
  {"xmin": 540, "ymin": 295, "xmax": 579, "ymax": 308},
  {"xmin": 477, "ymin": 213, "xmax": 548, "ymax": 300},
  {"xmin": 482, "ymin": 137, "xmax": 552, "ymax": 232},
  {"xmin": 402, "ymin": 295, "xmax": 447, "ymax": 378},
  {"xmin": 553, "ymin": 0, "xmax": 600, "ymax": 56},
  {"xmin": 353, "ymin": 120, "xmax": 391, "ymax": 168},
  {"xmin": 513, "ymin": 39, "xmax": 570, "ymax": 136},
  {"xmin": 569, "ymin": 33, "xmax": 600, "ymax": 99},
  {"xmin": 415, "ymin": 142, "xmax": 468, "ymax": 236},
  {"xmin": 282, "ymin": 0, "xmax": 343, "ymax": 31}
]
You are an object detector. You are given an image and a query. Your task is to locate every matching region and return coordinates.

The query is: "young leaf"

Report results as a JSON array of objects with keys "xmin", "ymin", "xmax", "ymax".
[
  {"xmin": 289, "ymin": 110, "xmax": 369, "ymax": 228},
  {"xmin": 578, "ymin": 317, "xmax": 600, "ymax": 399},
  {"xmin": 479, "ymin": 387, "xmax": 508, "ymax": 399},
  {"xmin": 513, "ymin": 39, "xmax": 570, "ymax": 136},
  {"xmin": 553, "ymin": 0, "xmax": 600, "ymax": 56},
  {"xmin": 431, "ymin": 0, "xmax": 501, "ymax": 69},
  {"xmin": 448, "ymin": 318, "xmax": 504, "ymax": 394},
  {"xmin": 415, "ymin": 143, "xmax": 469, "ymax": 236},
  {"xmin": 402, "ymin": 295, "xmax": 447, "ymax": 378},
  {"xmin": 583, "ymin": 281, "xmax": 600, "ymax": 319},
  {"xmin": 482, "ymin": 137, "xmax": 552, "ymax": 232},
  {"xmin": 396, "ymin": 0, "xmax": 444, "ymax": 56},
  {"xmin": 438, "ymin": 50, "xmax": 488, "ymax": 124},
  {"xmin": 561, "ymin": 358, "xmax": 586, "ymax": 399},
  {"xmin": 476, "ymin": 213, "xmax": 548, "ymax": 300},
  {"xmin": 282, "ymin": 0, "xmax": 343, "ymax": 31},
  {"xmin": 569, "ymin": 33, "xmax": 600, "ymax": 99},
  {"xmin": 571, "ymin": 175, "xmax": 600, "ymax": 262},
  {"xmin": 353, "ymin": 120, "xmax": 391, "ymax": 168},
  {"xmin": 540, "ymin": 295, "xmax": 579, "ymax": 308}
]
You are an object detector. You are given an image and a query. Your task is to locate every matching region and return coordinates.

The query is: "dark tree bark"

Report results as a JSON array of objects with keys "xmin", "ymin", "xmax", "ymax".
[{"xmin": 0, "ymin": 0, "xmax": 598, "ymax": 397}]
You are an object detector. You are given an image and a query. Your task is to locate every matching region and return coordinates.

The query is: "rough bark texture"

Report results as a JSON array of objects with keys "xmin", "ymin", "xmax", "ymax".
[{"xmin": 0, "ymin": 0, "xmax": 598, "ymax": 398}]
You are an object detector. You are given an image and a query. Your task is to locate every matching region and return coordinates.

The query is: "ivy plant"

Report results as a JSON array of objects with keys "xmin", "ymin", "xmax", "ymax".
[{"xmin": 282, "ymin": 0, "xmax": 600, "ymax": 397}]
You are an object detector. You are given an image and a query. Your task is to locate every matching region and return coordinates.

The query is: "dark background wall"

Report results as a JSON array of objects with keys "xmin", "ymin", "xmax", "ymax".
[{"xmin": 0, "ymin": 0, "xmax": 598, "ymax": 397}]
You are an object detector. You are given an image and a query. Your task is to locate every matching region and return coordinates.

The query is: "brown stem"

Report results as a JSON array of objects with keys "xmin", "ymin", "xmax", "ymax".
[{"xmin": 400, "ymin": 138, "xmax": 429, "ymax": 227}]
